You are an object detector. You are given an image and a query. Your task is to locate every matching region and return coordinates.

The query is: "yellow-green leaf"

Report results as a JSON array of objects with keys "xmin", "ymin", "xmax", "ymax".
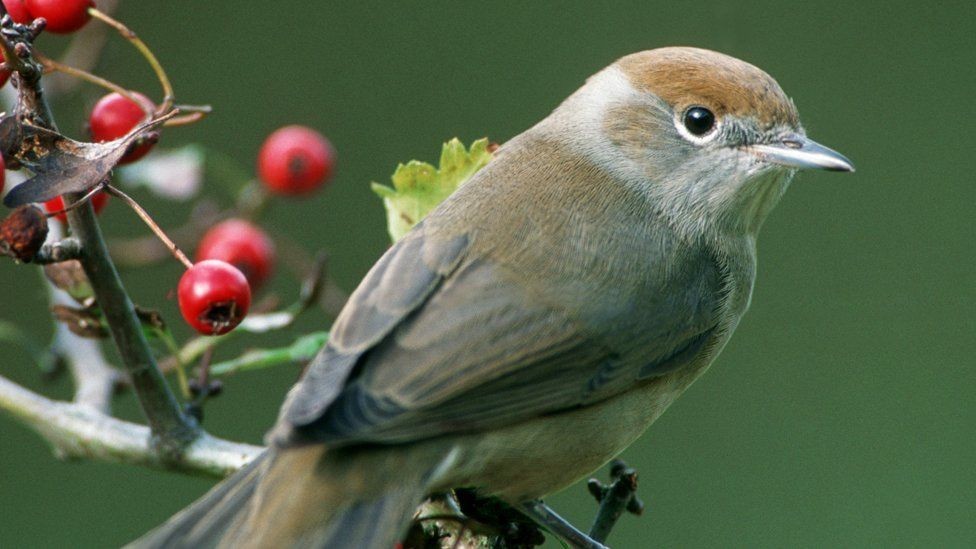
[{"xmin": 371, "ymin": 138, "xmax": 493, "ymax": 242}]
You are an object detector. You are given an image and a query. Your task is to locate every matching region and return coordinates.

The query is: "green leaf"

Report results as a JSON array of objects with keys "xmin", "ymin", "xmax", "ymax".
[
  {"xmin": 209, "ymin": 331, "xmax": 329, "ymax": 376},
  {"xmin": 371, "ymin": 137, "xmax": 493, "ymax": 242}
]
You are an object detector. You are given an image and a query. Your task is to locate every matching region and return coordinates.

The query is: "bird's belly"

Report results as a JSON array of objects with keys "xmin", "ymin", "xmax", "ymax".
[{"xmin": 439, "ymin": 377, "xmax": 686, "ymax": 502}]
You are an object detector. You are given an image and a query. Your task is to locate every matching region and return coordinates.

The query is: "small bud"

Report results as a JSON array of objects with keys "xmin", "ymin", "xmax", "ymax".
[
  {"xmin": 1, "ymin": 205, "xmax": 49, "ymax": 262},
  {"xmin": 207, "ymin": 379, "xmax": 224, "ymax": 397}
]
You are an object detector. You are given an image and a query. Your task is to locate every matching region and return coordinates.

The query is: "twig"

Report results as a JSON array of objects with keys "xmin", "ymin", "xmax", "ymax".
[
  {"xmin": 586, "ymin": 460, "xmax": 645, "ymax": 544},
  {"xmin": 43, "ymin": 184, "xmax": 106, "ymax": 220},
  {"xmin": 33, "ymin": 237, "xmax": 84, "ymax": 264},
  {"xmin": 88, "ymin": 7, "xmax": 175, "ymax": 111},
  {"xmin": 37, "ymin": 52, "xmax": 146, "ymax": 110},
  {"xmin": 41, "ymin": 0, "xmax": 118, "ymax": 97},
  {"xmin": 164, "ymin": 104, "xmax": 212, "ymax": 127},
  {"xmin": 517, "ymin": 500, "xmax": 607, "ymax": 549},
  {"xmin": 272, "ymin": 229, "xmax": 349, "ymax": 317},
  {"xmin": 104, "ymin": 184, "xmax": 194, "ymax": 270},
  {"xmin": 108, "ymin": 200, "xmax": 223, "ymax": 267},
  {"xmin": 0, "ymin": 374, "xmax": 261, "ymax": 477}
]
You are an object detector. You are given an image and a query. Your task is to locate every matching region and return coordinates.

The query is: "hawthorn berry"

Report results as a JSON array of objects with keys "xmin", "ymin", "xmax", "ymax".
[
  {"xmin": 24, "ymin": 0, "xmax": 93, "ymax": 34},
  {"xmin": 89, "ymin": 91, "xmax": 156, "ymax": 164},
  {"xmin": 196, "ymin": 219, "xmax": 275, "ymax": 290},
  {"xmin": 44, "ymin": 192, "xmax": 109, "ymax": 222},
  {"xmin": 0, "ymin": 205, "xmax": 48, "ymax": 262},
  {"xmin": 257, "ymin": 125, "xmax": 335, "ymax": 195},
  {"xmin": 178, "ymin": 260, "xmax": 251, "ymax": 336},
  {"xmin": 0, "ymin": 49, "xmax": 10, "ymax": 89},
  {"xmin": 2, "ymin": 0, "xmax": 33, "ymax": 24}
]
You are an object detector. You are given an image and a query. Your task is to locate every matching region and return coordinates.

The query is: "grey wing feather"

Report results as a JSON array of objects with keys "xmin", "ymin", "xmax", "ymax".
[
  {"xmin": 299, "ymin": 257, "xmax": 709, "ymax": 445},
  {"xmin": 283, "ymin": 225, "xmax": 469, "ymax": 427},
  {"xmin": 281, "ymin": 223, "xmax": 716, "ymax": 447}
]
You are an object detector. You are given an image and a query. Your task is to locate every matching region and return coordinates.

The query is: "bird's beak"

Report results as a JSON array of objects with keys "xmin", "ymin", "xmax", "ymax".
[{"xmin": 747, "ymin": 135, "xmax": 855, "ymax": 172}]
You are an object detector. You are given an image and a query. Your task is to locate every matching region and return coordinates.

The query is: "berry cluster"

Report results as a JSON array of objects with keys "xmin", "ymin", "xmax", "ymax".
[
  {"xmin": 0, "ymin": 1, "xmax": 335, "ymax": 336},
  {"xmin": 179, "ymin": 126, "xmax": 333, "ymax": 334}
]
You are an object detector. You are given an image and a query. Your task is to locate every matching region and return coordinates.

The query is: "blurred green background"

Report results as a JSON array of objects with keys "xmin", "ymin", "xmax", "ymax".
[{"xmin": 1, "ymin": 1, "xmax": 973, "ymax": 547}]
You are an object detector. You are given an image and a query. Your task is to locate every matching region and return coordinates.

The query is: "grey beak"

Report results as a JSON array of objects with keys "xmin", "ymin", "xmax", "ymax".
[{"xmin": 748, "ymin": 135, "xmax": 855, "ymax": 172}]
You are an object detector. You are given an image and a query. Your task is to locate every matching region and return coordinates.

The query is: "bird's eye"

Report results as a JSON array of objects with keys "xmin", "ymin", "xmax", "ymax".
[{"xmin": 683, "ymin": 106, "xmax": 716, "ymax": 136}]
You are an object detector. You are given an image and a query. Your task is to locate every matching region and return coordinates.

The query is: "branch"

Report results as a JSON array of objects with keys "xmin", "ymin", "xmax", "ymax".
[
  {"xmin": 0, "ymin": 16, "xmax": 200, "ymax": 455},
  {"xmin": 33, "ymin": 237, "xmax": 84, "ymax": 264},
  {"xmin": 586, "ymin": 460, "xmax": 645, "ymax": 544},
  {"xmin": 0, "ymin": 374, "xmax": 261, "ymax": 477},
  {"xmin": 42, "ymin": 222, "xmax": 119, "ymax": 412},
  {"xmin": 39, "ymin": 0, "xmax": 119, "ymax": 97}
]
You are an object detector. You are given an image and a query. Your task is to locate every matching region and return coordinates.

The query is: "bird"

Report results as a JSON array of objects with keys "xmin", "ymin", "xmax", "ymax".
[{"xmin": 134, "ymin": 47, "xmax": 853, "ymax": 549}]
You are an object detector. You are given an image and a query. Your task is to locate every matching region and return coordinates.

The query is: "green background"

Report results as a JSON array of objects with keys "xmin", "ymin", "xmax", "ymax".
[{"xmin": 2, "ymin": 1, "xmax": 973, "ymax": 547}]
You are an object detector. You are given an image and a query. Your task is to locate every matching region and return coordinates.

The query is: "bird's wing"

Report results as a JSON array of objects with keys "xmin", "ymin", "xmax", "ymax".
[
  {"xmin": 278, "ymin": 221, "xmax": 715, "ymax": 446},
  {"xmin": 281, "ymin": 225, "xmax": 470, "ymax": 428}
]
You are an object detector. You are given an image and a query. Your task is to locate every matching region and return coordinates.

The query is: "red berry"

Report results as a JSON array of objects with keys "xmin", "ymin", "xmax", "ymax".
[
  {"xmin": 257, "ymin": 125, "xmax": 335, "ymax": 195},
  {"xmin": 0, "ymin": 48, "xmax": 10, "ymax": 89},
  {"xmin": 24, "ymin": 0, "xmax": 93, "ymax": 34},
  {"xmin": 2, "ymin": 0, "xmax": 33, "ymax": 24},
  {"xmin": 196, "ymin": 219, "xmax": 275, "ymax": 290},
  {"xmin": 178, "ymin": 260, "xmax": 251, "ymax": 336},
  {"xmin": 89, "ymin": 91, "xmax": 156, "ymax": 164},
  {"xmin": 44, "ymin": 192, "xmax": 109, "ymax": 222}
]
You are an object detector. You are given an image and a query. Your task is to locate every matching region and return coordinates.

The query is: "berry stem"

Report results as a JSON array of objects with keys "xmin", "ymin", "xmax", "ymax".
[
  {"xmin": 36, "ymin": 53, "xmax": 150, "ymax": 115},
  {"xmin": 164, "ymin": 104, "xmax": 213, "ymax": 127},
  {"xmin": 44, "ymin": 184, "xmax": 105, "ymax": 220},
  {"xmin": 87, "ymin": 7, "xmax": 175, "ymax": 111},
  {"xmin": 104, "ymin": 184, "xmax": 194, "ymax": 270},
  {"xmin": 156, "ymin": 326, "xmax": 191, "ymax": 399}
]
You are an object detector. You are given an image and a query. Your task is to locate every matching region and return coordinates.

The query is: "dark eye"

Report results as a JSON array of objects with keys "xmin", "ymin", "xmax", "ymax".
[{"xmin": 683, "ymin": 106, "xmax": 716, "ymax": 136}]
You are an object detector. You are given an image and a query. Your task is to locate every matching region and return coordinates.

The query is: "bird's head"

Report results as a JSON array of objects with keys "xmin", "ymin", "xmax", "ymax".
[{"xmin": 551, "ymin": 47, "xmax": 853, "ymax": 238}]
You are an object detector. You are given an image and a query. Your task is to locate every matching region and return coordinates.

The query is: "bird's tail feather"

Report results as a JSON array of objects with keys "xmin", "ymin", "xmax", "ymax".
[
  {"xmin": 130, "ymin": 444, "xmax": 442, "ymax": 549},
  {"xmin": 128, "ymin": 451, "xmax": 269, "ymax": 549}
]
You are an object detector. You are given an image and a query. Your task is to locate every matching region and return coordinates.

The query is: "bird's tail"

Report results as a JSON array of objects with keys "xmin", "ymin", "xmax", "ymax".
[
  {"xmin": 130, "ymin": 444, "xmax": 442, "ymax": 549},
  {"xmin": 128, "ymin": 451, "xmax": 269, "ymax": 549}
]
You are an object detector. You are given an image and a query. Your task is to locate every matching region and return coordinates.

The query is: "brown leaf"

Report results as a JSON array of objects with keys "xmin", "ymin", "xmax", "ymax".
[
  {"xmin": 135, "ymin": 306, "xmax": 167, "ymax": 331},
  {"xmin": 51, "ymin": 304, "xmax": 109, "ymax": 339},
  {"xmin": 2, "ymin": 112, "xmax": 174, "ymax": 208},
  {"xmin": 43, "ymin": 259, "xmax": 94, "ymax": 304}
]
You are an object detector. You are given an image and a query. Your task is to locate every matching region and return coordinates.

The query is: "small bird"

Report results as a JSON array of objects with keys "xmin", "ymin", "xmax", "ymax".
[{"xmin": 136, "ymin": 47, "xmax": 853, "ymax": 548}]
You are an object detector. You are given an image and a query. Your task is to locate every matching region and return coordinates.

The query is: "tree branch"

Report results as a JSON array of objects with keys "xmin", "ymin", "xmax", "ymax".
[
  {"xmin": 0, "ymin": 374, "xmax": 261, "ymax": 477},
  {"xmin": 33, "ymin": 237, "xmax": 84, "ymax": 264},
  {"xmin": 586, "ymin": 460, "xmax": 645, "ymax": 544},
  {"xmin": 0, "ymin": 14, "xmax": 200, "ymax": 455}
]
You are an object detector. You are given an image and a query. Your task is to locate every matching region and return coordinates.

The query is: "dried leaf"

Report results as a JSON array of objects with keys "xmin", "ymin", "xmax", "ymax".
[
  {"xmin": 298, "ymin": 253, "xmax": 327, "ymax": 309},
  {"xmin": 135, "ymin": 306, "xmax": 167, "ymax": 331},
  {"xmin": 2, "ymin": 112, "xmax": 174, "ymax": 208},
  {"xmin": 43, "ymin": 259, "xmax": 94, "ymax": 304},
  {"xmin": 51, "ymin": 304, "xmax": 108, "ymax": 339}
]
